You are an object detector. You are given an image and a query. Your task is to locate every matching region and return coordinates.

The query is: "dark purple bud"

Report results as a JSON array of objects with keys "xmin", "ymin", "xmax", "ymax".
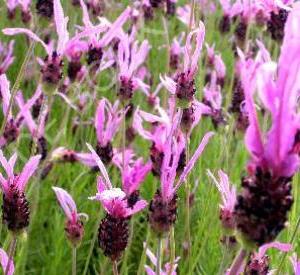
[
  {"xmin": 166, "ymin": 0, "xmax": 176, "ymax": 16},
  {"xmin": 41, "ymin": 51, "xmax": 63, "ymax": 87},
  {"xmin": 148, "ymin": 190, "xmax": 177, "ymax": 236},
  {"xmin": 67, "ymin": 61, "xmax": 82, "ymax": 82},
  {"xmin": 234, "ymin": 168, "xmax": 293, "ymax": 246},
  {"xmin": 118, "ymin": 76, "xmax": 134, "ymax": 102},
  {"xmin": 267, "ymin": 9, "xmax": 289, "ymax": 42},
  {"xmin": 98, "ymin": 214, "xmax": 129, "ymax": 261},
  {"xmin": 65, "ymin": 219, "xmax": 84, "ymax": 247},
  {"xmin": 2, "ymin": 184, "xmax": 30, "ymax": 232},
  {"xmin": 219, "ymin": 15, "xmax": 231, "ymax": 33},
  {"xmin": 245, "ymin": 254, "xmax": 269, "ymax": 275},
  {"xmin": 96, "ymin": 142, "xmax": 114, "ymax": 165},
  {"xmin": 21, "ymin": 10, "xmax": 32, "ymax": 24},
  {"xmin": 36, "ymin": 0, "xmax": 54, "ymax": 18}
]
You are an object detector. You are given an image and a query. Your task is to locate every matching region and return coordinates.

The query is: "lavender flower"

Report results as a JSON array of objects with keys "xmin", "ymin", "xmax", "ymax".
[
  {"xmin": 149, "ymin": 113, "xmax": 214, "ymax": 235},
  {"xmin": 0, "ymin": 151, "xmax": 41, "ymax": 232},
  {"xmin": 234, "ymin": 3, "xmax": 300, "ymax": 247},
  {"xmin": 87, "ymin": 144, "xmax": 147, "ymax": 261},
  {"xmin": 52, "ymin": 187, "xmax": 86, "ymax": 246}
]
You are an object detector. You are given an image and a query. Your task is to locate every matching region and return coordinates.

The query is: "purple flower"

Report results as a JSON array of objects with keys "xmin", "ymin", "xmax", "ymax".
[
  {"xmin": 233, "ymin": 3, "xmax": 300, "ymax": 247},
  {"xmin": 0, "ymin": 74, "xmax": 31, "ymax": 147},
  {"xmin": 240, "ymin": 5, "xmax": 300, "ymax": 177},
  {"xmin": 114, "ymin": 149, "xmax": 152, "ymax": 197},
  {"xmin": 117, "ymin": 34, "xmax": 150, "ymax": 101},
  {"xmin": 0, "ymin": 151, "xmax": 41, "ymax": 196},
  {"xmin": 52, "ymin": 187, "xmax": 86, "ymax": 246},
  {"xmin": 87, "ymin": 143, "xmax": 147, "ymax": 218},
  {"xmin": 161, "ymin": 22, "xmax": 205, "ymax": 105},
  {"xmin": 94, "ymin": 98, "xmax": 124, "ymax": 164},
  {"xmin": 0, "ymin": 150, "xmax": 41, "ymax": 232},
  {"xmin": 244, "ymin": 241, "xmax": 292, "ymax": 274}
]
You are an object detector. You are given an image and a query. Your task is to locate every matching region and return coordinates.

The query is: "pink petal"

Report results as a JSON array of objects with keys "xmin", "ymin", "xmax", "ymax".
[
  {"xmin": 2, "ymin": 28, "xmax": 49, "ymax": 54},
  {"xmin": 174, "ymin": 132, "xmax": 214, "ymax": 193},
  {"xmin": 0, "ymin": 74, "xmax": 11, "ymax": 117},
  {"xmin": 258, "ymin": 241, "xmax": 292, "ymax": 259},
  {"xmin": 86, "ymin": 143, "xmax": 112, "ymax": 189},
  {"xmin": 0, "ymin": 150, "xmax": 14, "ymax": 179},
  {"xmin": 125, "ymin": 199, "xmax": 148, "ymax": 217},
  {"xmin": 17, "ymin": 155, "xmax": 41, "ymax": 191},
  {"xmin": 53, "ymin": 0, "xmax": 69, "ymax": 54},
  {"xmin": 0, "ymin": 248, "xmax": 14, "ymax": 275},
  {"xmin": 52, "ymin": 186, "xmax": 77, "ymax": 220},
  {"xmin": 95, "ymin": 99, "xmax": 105, "ymax": 144}
]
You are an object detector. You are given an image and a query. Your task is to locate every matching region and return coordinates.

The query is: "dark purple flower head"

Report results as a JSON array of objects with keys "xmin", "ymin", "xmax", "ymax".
[{"xmin": 0, "ymin": 151, "xmax": 41, "ymax": 232}]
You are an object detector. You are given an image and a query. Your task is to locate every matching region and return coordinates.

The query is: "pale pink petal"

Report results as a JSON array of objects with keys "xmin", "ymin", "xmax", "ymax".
[
  {"xmin": 86, "ymin": 143, "xmax": 112, "ymax": 189},
  {"xmin": 290, "ymin": 253, "xmax": 300, "ymax": 275},
  {"xmin": 53, "ymin": 0, "xmax": 69, "ymax": 54},
  {"xmin": 52, "ymin": 186, "xmax": 77, "ymax": 221},
  {"xmin": 2, "ymin": 28, "xmax": 49, "ymax": 54},
  {"xmin": 0, "ymin": 150, "xmax": 14, "ymax": 178},
  {"xmin": 0, "ymin": 74, "xmax": 11, "ymax": 117},
  {"xmin": 0, "ymin": 248, "xmax": 14, "ymax": 275},
  {"xmin": 174, "ymin": 132, "xmax": 214, "ymax": 192},
  {"xmin": 258, "ymin": 241, "xmax": 292, "ymax": 259},
  {"xmin": 95, "ymin": 99, "xmax": 105, "ymax": 143},
  {"xmin": 17, "ymin": 155, "xmax": 41, "ymax": 191}
]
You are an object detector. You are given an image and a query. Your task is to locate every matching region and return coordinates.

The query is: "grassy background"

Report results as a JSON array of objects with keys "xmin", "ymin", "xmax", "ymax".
[{"xmin": 0, "ymin": 0, "xmax": 299, "ymax": 274}]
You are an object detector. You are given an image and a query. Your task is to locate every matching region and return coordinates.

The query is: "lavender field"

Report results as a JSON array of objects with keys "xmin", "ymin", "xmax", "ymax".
[{"xmin": 0, "ymin": 0, "xmax": 299, "ymax": 274}]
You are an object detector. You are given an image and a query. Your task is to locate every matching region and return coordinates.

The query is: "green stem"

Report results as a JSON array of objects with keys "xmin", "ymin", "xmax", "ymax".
[
  {"xmin": 83, "ymin": 217, "xmax": 101, "ymax": 275},
  {"xmin": 137, "ymin": 226, "xmax": 151, "ymax": 275},
  {"xmin": 156, "ymin": 237, "xmax": 162, "ymax": 275},
  {"xmin": 72, "ymin": 246, "xmax": 77, "ymax": 275},
  {"xmin": 276, "ymin": 215, "xmax": 300, "ymax": 275},
  {"xmin": 5, "ymin": 235, "xmax": 17, "ymax": 275},
  {"xmin": 168, "ymin": 227, "xmax": 176, "ymax": 275}
]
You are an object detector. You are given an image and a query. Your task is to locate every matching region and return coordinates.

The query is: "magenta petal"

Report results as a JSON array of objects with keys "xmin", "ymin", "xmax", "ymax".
[{"xmin": 125, "ymin": 199, "xmax": 148, "ymax": 217}]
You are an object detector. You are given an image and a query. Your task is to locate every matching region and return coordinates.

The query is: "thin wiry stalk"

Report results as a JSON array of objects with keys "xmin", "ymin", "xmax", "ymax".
[
  {"xmin": 112, "ymin": 261, "xmax": 119, "ymax": 275},
  {"xmin": 72, "ymin": 246, "xmax": 77, "ymax": 275},
  {"xmin": 5, "ymin": 235, "xmax": 17, "ymax": 275},
  {"xmin": 83, "ymin": 216, "xmax": 102, "ymax": 275},
  {"xmin": 168, "ymin": 227, "xmax": 176, "ymax": 275},
  {"xmin": 0, "ymin": 42, "xmax": 35, "ymax": 136},
  {"xmin": 156, "ymin": 237, "xmax": 162, "ymax": 275},
  {"xmin": 228, "ymin": 248, "xmax": 248, "ymax": 275},
  {"xmin": 275, "ymin": 215, "xmax": 300, "ymax": 275},
  {"xmin": 188, "ymin": 0, "xmax": 195, "ymax": 32},
  {"xmin": 137, "ymin": 227, "xmax": 151, "ymax": 275}
]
